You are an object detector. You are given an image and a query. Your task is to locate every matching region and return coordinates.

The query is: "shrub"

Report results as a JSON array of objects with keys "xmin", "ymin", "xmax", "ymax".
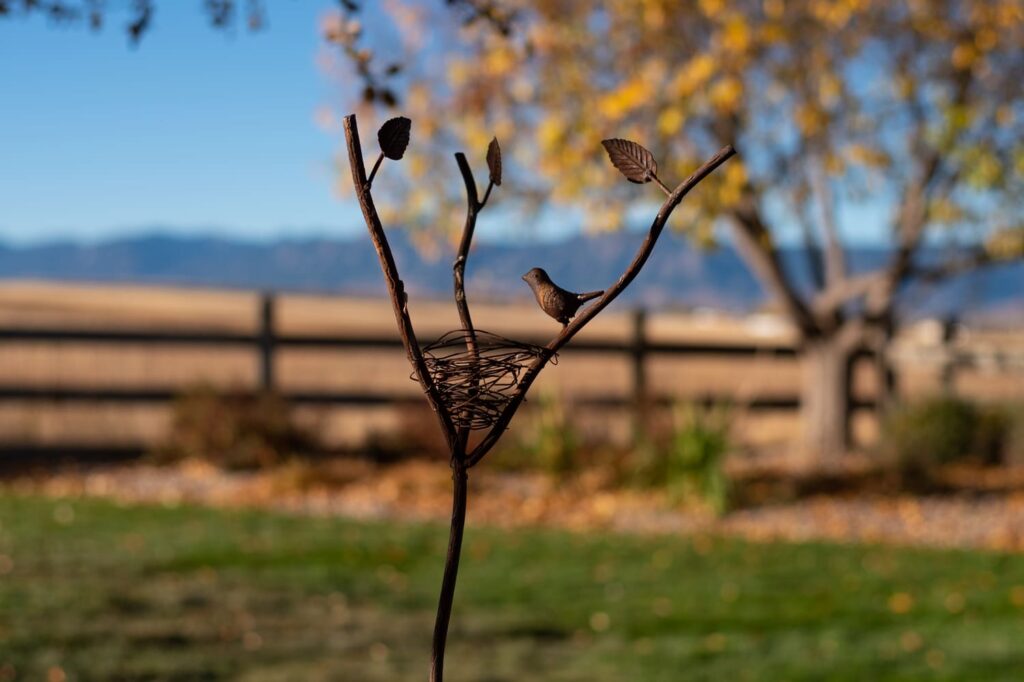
[
  {"xmin": 883, "ymin": 396, "xmax": 976, "ymax": 472},
  {"xmin": 995, "ymin": 402, "xmax": 1024, "ymax": 466},
  {"xmin": 363, "ymin": 404, "xmax": 449, "ymax": 463},
  {"xmin": 882, "ymin": 396, "xmax": 1016, "ymax": 472},
  {"xmin": 974, "ymin": 404, "xmax": 1012, "ymax": 465},
  {"xmin": 152, "ymin": 385, "xmax": 320, "ymax": 470}
]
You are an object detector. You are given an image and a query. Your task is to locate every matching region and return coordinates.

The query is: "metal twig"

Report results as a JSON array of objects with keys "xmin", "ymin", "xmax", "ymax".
[
  {"xmin": 342, "ymin": 115, "xmax": 457, "ymax": 449},
  {"xmin": 366, "ymin": 152, "xmax": 385, "ymax": 189},
  {"xmin": 653, "ymin": 174, "xmax": 672, "ymax": 196},
  {"xmin": 452, "ymin": 152, "xmax": 484, "ymax": 456}
]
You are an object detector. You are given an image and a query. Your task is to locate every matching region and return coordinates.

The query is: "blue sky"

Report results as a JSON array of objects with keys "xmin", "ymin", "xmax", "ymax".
[
  {"xmin": 0, "ymin": 2, "xmax": 361, "ymax": 244},
  {"xmin": 0, "ymin": 4, "xmax": 901, "ymax": 248}
]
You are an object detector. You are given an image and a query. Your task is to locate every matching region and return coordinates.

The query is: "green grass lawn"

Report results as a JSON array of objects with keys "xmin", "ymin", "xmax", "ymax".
[{"xmin": 1, "ymin": 494, "xmax": 1024, "ymax": 681}]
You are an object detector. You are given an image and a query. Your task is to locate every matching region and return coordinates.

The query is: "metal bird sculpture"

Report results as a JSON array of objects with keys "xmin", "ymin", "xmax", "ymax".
[{"xmin": 521, "ymin": 267, "xmax": 604, "ymax": 327}]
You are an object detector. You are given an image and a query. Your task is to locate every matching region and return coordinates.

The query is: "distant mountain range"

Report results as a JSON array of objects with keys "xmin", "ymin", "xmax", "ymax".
[{"xmin": 0, "ymin": 231, "xmax": 1021, "ymax": 323}]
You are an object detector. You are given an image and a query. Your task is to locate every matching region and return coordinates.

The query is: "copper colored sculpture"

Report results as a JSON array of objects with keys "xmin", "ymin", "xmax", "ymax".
[
  {"xmin": 343, "ymin": 113, "xmax": 734, "ymax": 682},
  {"xmin": 521, "ymin": 267, "xmax": 603, "ymax": 327}
]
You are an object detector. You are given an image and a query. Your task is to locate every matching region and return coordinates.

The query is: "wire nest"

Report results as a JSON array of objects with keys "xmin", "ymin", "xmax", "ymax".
[{"xmin": 418, "ymin": 329, "xmax": 555, "ymax": 430}]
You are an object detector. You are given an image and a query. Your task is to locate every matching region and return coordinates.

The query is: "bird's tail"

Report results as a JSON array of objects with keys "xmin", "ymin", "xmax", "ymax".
[{"xmin": 576, "ymin": 290, "xmax": 604, "ymax": 303}]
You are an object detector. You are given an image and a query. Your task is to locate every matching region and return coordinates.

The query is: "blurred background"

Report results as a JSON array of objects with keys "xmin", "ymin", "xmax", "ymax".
[{"xmin": 2, "ymin": 1, "xmax": 1024, "ymax": 680}]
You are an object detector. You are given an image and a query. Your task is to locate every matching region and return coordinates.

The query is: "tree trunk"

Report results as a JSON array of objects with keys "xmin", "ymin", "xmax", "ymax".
[
  {"xmin": 871, "ymin": 338, "xmax": 898, "ymax": 418},
  {"xmin": 799, "ymin": 337, "xmax": 853, "ymax": 470}
]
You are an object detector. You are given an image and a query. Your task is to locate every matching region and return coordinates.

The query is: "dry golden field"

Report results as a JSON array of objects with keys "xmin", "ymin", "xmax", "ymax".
[{"xmin": 0, "ymin": 280, "xmax": 1021, "ymax": 455}]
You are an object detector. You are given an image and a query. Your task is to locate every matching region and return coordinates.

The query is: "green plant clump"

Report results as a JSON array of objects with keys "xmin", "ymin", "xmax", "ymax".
[
  {"xmin": 501, "ymin": 391, "xmax": 582, "ymax": 477},
  {"xmin": 633, "ymin": 403, "xmax": 732, "ymax": 514},
  {"xmin": 882, "ymin": 395, "xmax": 1017, "ymax": 471}
]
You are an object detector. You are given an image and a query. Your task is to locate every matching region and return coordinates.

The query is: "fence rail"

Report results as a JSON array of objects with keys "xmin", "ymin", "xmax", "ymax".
[{"xmin": 0, "ymin": 293, "xmax": 811, "ymax": 414}]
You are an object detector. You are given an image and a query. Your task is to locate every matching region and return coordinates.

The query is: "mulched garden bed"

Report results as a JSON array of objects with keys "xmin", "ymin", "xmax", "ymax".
[{"xmin": 6, "ymin": 458, "xmax": 1024, "ymax": 552}]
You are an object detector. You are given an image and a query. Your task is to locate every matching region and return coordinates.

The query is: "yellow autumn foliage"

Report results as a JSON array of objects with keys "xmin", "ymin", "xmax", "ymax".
[
  {"xmin": 353, "ymin": 0, "xmax": 1024, "ymax": 247},
  {"xmin": 986, "ymin": 227, "xmax": 1024, "ymax": 260},
  {"xmin": 709, "ymin": 77, "xmax": 744, "ymax": 113},
  {"xmin": 671, "ymin": 54, "xmax": 717, "ymax": 97}
]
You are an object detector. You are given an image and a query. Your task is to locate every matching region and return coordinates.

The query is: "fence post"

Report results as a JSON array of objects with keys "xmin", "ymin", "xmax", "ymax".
[
  {"xmin": 259, "ymin": 292, "xmax": 275, "ymax": 392},
  {"xmin": 630, "ymin": 308, "xmax": 648, "ymax": 438},
  {"xmin": 939, "ymin": 315, "xmax": 958, "ymax": 393}
]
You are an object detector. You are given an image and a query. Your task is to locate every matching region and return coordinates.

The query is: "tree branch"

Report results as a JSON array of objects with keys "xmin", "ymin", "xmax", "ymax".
[
  {"xmin": 466, "ymin": 144, "xmax": 737, "ymax": 467},
  {"xmin": 812, "ymin": 241, "xmax": 1010, "ymax": 320},
  {"xmin": 908, "ymin": 248, "xmax": 1014, "ymax": 283},
  {"xmin": 729, "ymin": 199, "xmax": 821, "ymax": 338},
  {"xmin": 446, "ymin": 0, "xmax": 518, "ymax": 37},
  {"xmin": 796, "ymin": 206, "xmax": 826, "ymax": 292},
  {"xmin": 343, "ymin": 114, "xmax": 457, "ymax": 448},
  {"xmin": 809, "ymin": 157, "xmax": 846, "ymax": 286},
  {"xmin": 865, "ymin": 148, "xmax": 943, "ymax": 319},
  {"xmin": 812, "ymin": 271, "xmax": 886, "ymax": 314},
  {"xmin": 871, "ymin": 69, "xmax": 971, "ymax": 317}
]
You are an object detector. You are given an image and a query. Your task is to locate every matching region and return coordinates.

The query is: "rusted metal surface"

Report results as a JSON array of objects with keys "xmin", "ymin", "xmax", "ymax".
[{"xmin": 420, "ymin": 329, "xmax": 551, "ymax": 430}]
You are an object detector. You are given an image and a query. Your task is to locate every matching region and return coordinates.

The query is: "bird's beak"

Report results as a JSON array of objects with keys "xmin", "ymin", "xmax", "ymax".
[{"xmin": 520, "ymin": 274, "xmax": 527, "ymax": 281}]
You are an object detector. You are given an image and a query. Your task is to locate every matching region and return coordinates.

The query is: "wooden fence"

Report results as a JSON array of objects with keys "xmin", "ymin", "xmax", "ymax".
[
  {"xmin": 0, "ymin": 293, "xmax": 819, "ymax": 410},
  {"xmin": 5, "ymin": 290, "xmax": 1018, "ymax": 459}
]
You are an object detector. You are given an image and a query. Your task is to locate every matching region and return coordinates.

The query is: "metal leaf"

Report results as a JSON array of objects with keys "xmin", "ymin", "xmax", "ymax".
[
  {"xmin": 601, "ymin": 138, "xmax": 657, "ymax": 184},
  {"xmin": 378, "ymin": 116, "xmax": 411, "ymax": 160},
  {"xmin": 487, "ymin": 137, "xmax": 502, "ymax": 186}
]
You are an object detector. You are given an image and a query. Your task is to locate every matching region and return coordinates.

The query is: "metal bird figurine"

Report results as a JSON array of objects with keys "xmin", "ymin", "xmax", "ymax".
[{"xmin": 522, "ymin": 267, "xmax": 604, "ymax": 327}]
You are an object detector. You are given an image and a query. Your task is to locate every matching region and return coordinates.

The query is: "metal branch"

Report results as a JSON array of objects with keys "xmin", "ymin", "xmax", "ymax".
[
  {"xmin": 429, "ymin": 459, "xmax": 468, "ymax": 682},
  {"xmin": 366, "ymin": 152, "xmax": 385, "ymax": 189},
  {"xmin": 342, "ymin": 114, "xmax": 456, "ymax": 448},
  {"xmin": 428, "ymin": 150, "xmax": 498, "ymax": 681},
  {"xmin": 467, "ymin": 144, "xmax": 737, "ymax": 467},
  {"xmin": 452, "ymin": 152, "xmax": 485, "ymax": 454},
  {"xmin": 652, "ymin": 174, "xmax": 672, "ymax": 196},
  {"xmin": 479, "ymin": 180, "xmax": 496, "ymax": 208}
]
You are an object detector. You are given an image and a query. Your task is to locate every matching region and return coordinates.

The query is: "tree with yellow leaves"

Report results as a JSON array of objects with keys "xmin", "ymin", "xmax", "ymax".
[{"xmin": 334, "ymin": 0, "xmax": 1024, "ymax": 467}]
